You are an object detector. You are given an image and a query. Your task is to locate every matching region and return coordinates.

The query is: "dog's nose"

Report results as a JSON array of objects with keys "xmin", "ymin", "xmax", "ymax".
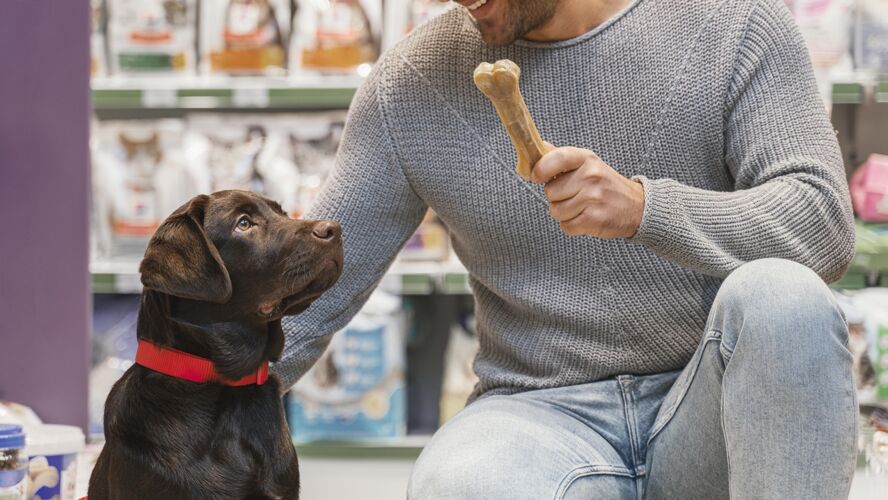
[{"xmin": 311, "ymin": 221, "xmax": 341, "ymax": 241}]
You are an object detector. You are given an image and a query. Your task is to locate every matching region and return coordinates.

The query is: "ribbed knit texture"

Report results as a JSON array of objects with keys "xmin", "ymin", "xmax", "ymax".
[{"xmin": 277, "ymin": 0, "xmax": 855, "ymax": 401}]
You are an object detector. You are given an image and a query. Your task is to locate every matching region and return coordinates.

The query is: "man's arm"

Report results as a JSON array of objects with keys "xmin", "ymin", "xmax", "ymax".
[
  {"xmin": 534, "ymin": 0, "xmax": 854, "ymax": 282},
  {"xmin": 273, "ymin": 63, "xmax": 427, "ymax": 390},
  {"xmin": 630, "ymin": 0, "xmax": 854, "ymax": 282}
]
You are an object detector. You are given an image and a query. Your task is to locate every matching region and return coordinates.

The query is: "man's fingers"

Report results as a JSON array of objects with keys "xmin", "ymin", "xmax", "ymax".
[
  {"xmin": 531, "ymin": 147, "xmax": 589, "ymax": 184},
  {"xmin": 549, "ymin": 196, "xmax": 586, "ymax": 222},
  {"xmin": 543, "ymin": 169, "xmax": 583, "ymax": 202}
]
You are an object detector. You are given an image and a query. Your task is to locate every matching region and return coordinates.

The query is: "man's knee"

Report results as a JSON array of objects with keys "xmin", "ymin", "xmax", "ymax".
[{"xmin": 713, "ymin": 258, "xmax": 848, "ymax": 358}]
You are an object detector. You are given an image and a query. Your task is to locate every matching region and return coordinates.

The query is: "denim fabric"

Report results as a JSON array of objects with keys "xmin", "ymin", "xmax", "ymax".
[{"xmin": 407, "ymin": 259, "xmax": 857, "ymax": 499}]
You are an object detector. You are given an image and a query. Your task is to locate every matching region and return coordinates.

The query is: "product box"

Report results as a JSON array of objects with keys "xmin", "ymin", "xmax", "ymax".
[
  {"xmin": 185, "ymin": 114, "xmax": 302, "ymax": 215},
  {"xmin": 276, "ymin": 112, "xmax": 345, "ymax": 216},
  {"xmin": 855, "ymin": 0, "xmax": 888, "ymax": 74},
  {"xmin": 287, "ymin": 291, "xmax": 407, "ymax": 442},
  {"xmin": 107, "ymin": 0, "xmax": 197, "ymax": 75},
  {"xmin": 91, "ymin": 120, "xmax": 199, "ymax": 259},
  {"xmin": 201, "ymin": 0, "xmax": 291, "ymax": 75},
  {"xmin": 291, "ymin": 0, "xmax": 381, "ymax": 74}
]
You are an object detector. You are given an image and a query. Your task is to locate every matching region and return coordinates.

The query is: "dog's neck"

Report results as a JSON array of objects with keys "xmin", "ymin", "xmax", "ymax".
[{"xmin": 136, "ymin": 290, "xmax": 285, "ymax": 381}]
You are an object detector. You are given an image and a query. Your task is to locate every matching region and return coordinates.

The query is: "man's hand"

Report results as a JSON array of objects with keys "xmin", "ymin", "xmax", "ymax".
[{"xmin": 531, "ymin": 146, "xmax": 645, "ymax": 239}]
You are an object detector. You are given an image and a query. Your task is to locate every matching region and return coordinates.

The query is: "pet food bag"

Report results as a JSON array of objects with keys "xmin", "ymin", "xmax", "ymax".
[
  {"xmin": 91, "ymin": 120, "xmax": 198, "ymax": 258},
  {"xmin": 852, "ymin": 154, "xmax": 888, "ymax": 223},
  {"xmin": 201, "ymin": 0, "xmax": 291, "ymax": 75},
  {"xmin": 277, "ymin": 112, "xmax": 346, "ymax": 217},
  {"xmin": 291, "ymin": 0, "xmax": 380, "ymax": 74},
  {"xmin": 287, "ymin": 291, "xmax": 407, "ymax": 442},
  {"xmin": 107, "ymin": 0, "xmax": 197, "ymax": 75},
  {"xmin": 185, "ymin": 114, "xmax": 301, "ymax": 215}
]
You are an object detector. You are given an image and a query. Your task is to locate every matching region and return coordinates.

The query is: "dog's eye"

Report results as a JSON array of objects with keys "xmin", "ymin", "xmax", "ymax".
[{"xmin": 236, "ymin": 216, "xmax": 253, "ymax": 232}]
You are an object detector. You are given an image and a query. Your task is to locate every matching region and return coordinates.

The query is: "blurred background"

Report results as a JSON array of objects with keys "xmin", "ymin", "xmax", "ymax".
[{"xmin": 1, "ymin": 0, "xmax": 888, "ymax": 498}]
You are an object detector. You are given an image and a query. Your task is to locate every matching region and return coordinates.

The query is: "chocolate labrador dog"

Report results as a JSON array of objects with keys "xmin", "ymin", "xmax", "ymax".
[{"xmin": 88, "ymin": 190, "xmax": 343, "ymax": 500}]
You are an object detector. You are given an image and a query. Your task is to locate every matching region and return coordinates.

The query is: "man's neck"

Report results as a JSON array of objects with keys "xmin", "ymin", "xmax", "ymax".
[{"xmin": 524, "ymin": 0, "xmax": 633, "ymax": 42}]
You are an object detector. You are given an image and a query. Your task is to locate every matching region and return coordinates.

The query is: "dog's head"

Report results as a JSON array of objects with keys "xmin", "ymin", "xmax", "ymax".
[{"xmin": 137, "ymin": 190, "xmax": 342, "ymax": 369}]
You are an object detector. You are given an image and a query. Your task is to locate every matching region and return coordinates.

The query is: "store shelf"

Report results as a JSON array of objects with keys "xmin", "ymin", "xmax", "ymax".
[
  {"xmin": 294, "ymin": 435, "xmax": 430, "ymax": 461},
  {"xmin": 91, "ymin": 75, "xmax": 362, "ymax": 110},
  {"xmin": 91, "ymin": 258, "xmax": 470, "ymax": 296}
]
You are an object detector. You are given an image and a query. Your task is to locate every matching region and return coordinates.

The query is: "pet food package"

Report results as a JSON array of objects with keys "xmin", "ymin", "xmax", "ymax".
[
  {"xmin": 382, "ymin": 0, "xmax": 454, "ymax": 50},
  {"xmin": 91, "ymin": 120, "xmax": 199, "ymax": 259},
  {"xmin": 851, "ymin": 154, "xmax": 888, "ymax": 223},
  {"xmin": 400, "ymin": 211, "xmax": 449, "ymax": 261},
  {"xmin": 201, "ymin": 0, "xmax": 291, "ymax": 75},
  {"xmin": 287, "ymin": 291, "xmax": 407, "ymax": 442},
  {"xmin": 835, "ymin": 289, "xmax": 888, "ymax": 402},
  {"xmin": 291, "ymin": 0, "xmax": 381, "ymax": 74},
  {"xmin": 91, "ymin": 0, "xmax": 108, "ymax": 78},
  {"xmin": 856, "ymin": 0, "xmax": 888, "ymax": 75},
  {"xmin": 277, "ymin": 112, "xmax": 346, "ymax": 217},
  {"xmin": 787, "ymin": 0, "xmax": 854, "ymax": 106},
  {"xmin": 185, "ymin": 114, "xmax": 301, "ymax": 215},
  {"xmin": 106, "ymin": 0, "xmax": 197, "ymax": 75},
  {"xmin": 438, "ymin": 314, "xmax": 479, "ymax": 425}
]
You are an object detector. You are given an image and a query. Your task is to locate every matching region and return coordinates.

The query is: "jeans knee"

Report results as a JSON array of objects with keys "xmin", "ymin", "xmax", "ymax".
[{"xmin": 713, "ymin": 258, "xmax": 847, "ymax": 357}]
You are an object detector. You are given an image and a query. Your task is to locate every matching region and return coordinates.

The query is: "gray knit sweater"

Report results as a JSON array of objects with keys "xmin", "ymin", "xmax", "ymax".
[{"xmin": 277, "ymin": 0, "xmax": 855, "ymax": 401}]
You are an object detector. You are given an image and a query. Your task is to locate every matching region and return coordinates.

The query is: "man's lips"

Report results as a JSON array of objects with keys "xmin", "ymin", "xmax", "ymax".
[{"xmin": 455, "ymin": 0, "xmax": 494, "ymax": 19}]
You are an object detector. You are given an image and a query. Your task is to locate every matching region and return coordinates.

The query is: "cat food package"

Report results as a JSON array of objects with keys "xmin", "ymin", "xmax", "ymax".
[
  {"xmin": 201, "ymin": 0, "xmax": 291, "ymax": 75},
  {"xmin": 856, "ymin": 0, "xmax": 888, "ymax": 74},
  {"xmin": 91, "ymin": 120, "xmax": 198, "ymax": 259},
  {"xmin": 276, "ymin": 112, "xmax": 345, "ymax": 216},
  {"xmin": 287, "ymin": 291, "xmax": 407, "ymax": 442},
  {"xmin": 835, "ymin": 289, "xmax": 888, "ymax": 403},
  {"xmin": 382, "ymin": 0, "xmax": 454, "ymax": 50},
  {"xmin": 291, "ymin": 0, "xmax": 381, "ymax": 75},
  {"xmin": 106, "ymin": 0, "xmax": 197, "ymax": 75},
  {"xmin": 185, "ymin": 114, "xmax": 301, "ymax": 215}
]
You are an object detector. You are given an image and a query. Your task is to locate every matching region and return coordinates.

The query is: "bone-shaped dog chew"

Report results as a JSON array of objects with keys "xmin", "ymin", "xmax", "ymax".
[{"xmin": 474, "ymin": 59, "xmax": 547, "ymax": 181}]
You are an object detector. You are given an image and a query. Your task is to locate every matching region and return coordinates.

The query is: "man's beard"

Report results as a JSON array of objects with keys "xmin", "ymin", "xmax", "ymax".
[{"xmin": 468, "ymin": 0, "xmax": 562, "ymax": 46}]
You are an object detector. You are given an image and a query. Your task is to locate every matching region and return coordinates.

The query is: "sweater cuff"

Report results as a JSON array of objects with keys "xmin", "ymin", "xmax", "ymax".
[{"xmin": 627, "ymin": 175, "xmax": 672, "ymax": 249}]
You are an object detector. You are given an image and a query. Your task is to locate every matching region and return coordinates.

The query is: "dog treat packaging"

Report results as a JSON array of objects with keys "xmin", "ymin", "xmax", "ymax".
[
  {"xmin": 287, "ymin": 291, "xmax": 407, "ymax": 441},
  {"xmin": 92, "ymin": 120, "xmax": 198, "ymax": 259},
  {"xmin": 291, "ymin": 0, "xmax": 380, "ymax": 74},
  {"xmin": 106, "ymin": 0, "xmax": 197, "ymax": 75},
  {"xmin": 851, "ymin": 154, "xmax": 888, "ymax": 223},
  {"xmin": 0, "ymin": 425, "xmax": 27, "ymax": 500},
  {"xmin": 856, "ymin": 0, "xmax": 888, "ymax": 74},
  {"xmin": 91, "ymin": 0, "xmax": 108, "ymax": 77},
  {"xmin": 201, "ymin": 0, "xmax": 291, "ymax": 75},
  {"xmin": 185, "ymin": 114, "xmax": 301, "ymax": 215},
  {"xmin": 23, "ymin": 425, "xmax": 85, "ymax": 500}
]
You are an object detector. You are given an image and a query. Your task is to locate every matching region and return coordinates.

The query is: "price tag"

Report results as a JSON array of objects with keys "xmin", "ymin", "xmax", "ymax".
[
  {"xmin": 141, "ymin": 88, "xmax": 178, "ymax": 108},
  {"xmin": 232, "ymin": 87, "xmax": 270, "ymax": 108}
]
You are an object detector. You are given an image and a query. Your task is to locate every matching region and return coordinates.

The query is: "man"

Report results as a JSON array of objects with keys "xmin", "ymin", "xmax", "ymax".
[{"xmin": 275, "ymin": 0, "xmax": 858, "ymax": 498}]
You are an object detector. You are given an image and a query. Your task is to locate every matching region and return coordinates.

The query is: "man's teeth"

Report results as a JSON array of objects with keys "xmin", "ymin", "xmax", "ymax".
[{"xmin": 467, "ymin": 0, "xmax": 488, "ymax": 11}]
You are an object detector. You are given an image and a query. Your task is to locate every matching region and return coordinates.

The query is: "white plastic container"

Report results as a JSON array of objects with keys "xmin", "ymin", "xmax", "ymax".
[{"xmin": 23, "ymin": 426, "xmax": 85, "ymax": 500}]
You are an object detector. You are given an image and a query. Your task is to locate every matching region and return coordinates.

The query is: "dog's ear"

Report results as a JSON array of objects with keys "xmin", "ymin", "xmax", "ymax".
[{"xmin": 139, "ymin": 195, "xmax": 232, "ymax": 303}]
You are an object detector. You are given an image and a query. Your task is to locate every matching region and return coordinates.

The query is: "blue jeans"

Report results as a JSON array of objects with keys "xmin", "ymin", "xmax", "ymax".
[{"xmin": 408, "ymin": 259, "xmax": 858, "ymax": 499}]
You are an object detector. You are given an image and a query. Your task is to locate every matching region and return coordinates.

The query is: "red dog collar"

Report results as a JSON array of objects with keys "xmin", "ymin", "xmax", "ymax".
[{"xmin": 135, "ymin": 339, "xmax": 269, "ymax": 386}]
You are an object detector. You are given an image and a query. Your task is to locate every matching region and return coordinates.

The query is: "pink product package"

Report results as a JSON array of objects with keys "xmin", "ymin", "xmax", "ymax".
[{"xmin": 851, "ymin": 154, "xmax": 888, "ymax": 222}]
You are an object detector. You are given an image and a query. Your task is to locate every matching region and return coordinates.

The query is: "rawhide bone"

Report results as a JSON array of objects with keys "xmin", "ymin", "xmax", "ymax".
[{"xmin": 473, "ymin": 59, "xmax": 547, "ymax": 181}]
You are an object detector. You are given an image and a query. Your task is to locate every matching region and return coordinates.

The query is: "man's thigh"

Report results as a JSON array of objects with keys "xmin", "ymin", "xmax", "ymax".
[{"xmin": 408, "ymin": 394, "xmax": 637, "ymax": 500}]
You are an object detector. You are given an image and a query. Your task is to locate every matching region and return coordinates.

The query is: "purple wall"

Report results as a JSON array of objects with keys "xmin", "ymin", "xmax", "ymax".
[{"xmin": 0, "ymin": 1, "xmax": 91, "ymax": 429}]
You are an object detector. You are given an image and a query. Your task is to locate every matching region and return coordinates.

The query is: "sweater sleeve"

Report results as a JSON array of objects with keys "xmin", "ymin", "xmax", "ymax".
[
  {"xmin": 273, "ymin": 63, "xmax": 428, "ymax": 390},
  {"xmin": 630, "ymin": 0, "xmax": 855, "ymax": 282}
]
